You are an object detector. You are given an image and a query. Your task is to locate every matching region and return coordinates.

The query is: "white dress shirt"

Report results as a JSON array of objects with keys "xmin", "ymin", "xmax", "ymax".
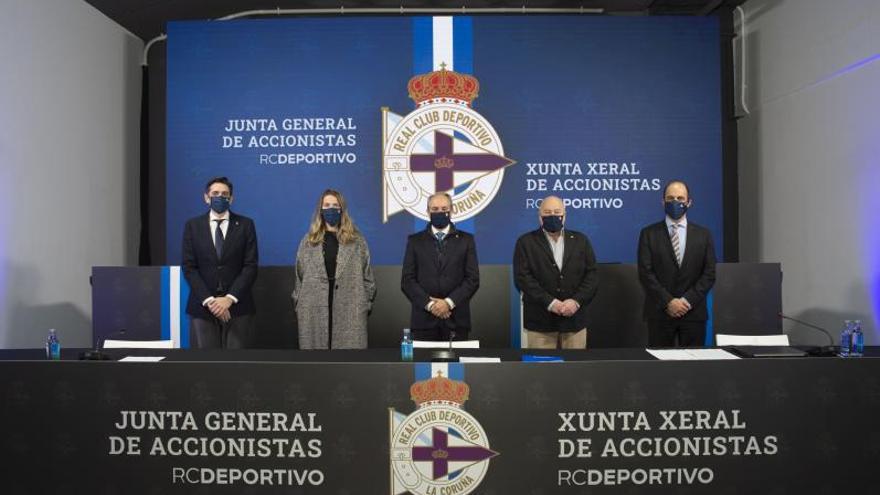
[
  {"xmin": 202, "ymin": 210, "xmax": 238, "ymax": 306},
  {"xmin": 543, "ymin": 229, "xmax": 578, "ymax": 313},
  {"xmin": 209, "ymin": 210, "xmax": 230, "ymax": 245}
]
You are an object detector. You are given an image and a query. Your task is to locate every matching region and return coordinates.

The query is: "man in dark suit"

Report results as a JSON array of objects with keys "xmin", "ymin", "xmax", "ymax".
[
  {"xmin": 182, "ymin": 177, "xmax": 258, "ymax": 349},
  {"xmin": 638, "ymin": 180, "xmax": 716, "ymax": 347},
  {"xmin": 401, "ymin": 192, "xmax": 480, "ymax": 341},
  {"xmin": 514, "ymin": 195, "xmax": 599, "ymax": 349}
]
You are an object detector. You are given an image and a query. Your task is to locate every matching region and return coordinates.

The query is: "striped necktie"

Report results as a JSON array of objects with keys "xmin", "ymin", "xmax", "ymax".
[{"xmin": 670, "ymin": 224, "xmax": 682, "ymax": 266}]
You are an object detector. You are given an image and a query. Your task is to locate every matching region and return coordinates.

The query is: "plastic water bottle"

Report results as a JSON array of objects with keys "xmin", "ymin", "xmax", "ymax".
[
  {"xmin": 851, "ymin": 320, "xmax": 864, "ymax": 357},
  {"xmin": 401, "ymin": 328, "xmax": 414, "ymax": 362},
  {"xmin": 839, "ymin": 320, "xmax": 852, "ymax": 357},
  {"xmin": 46, "ymin": 329, "xmax": 61, "ymax": 360}
]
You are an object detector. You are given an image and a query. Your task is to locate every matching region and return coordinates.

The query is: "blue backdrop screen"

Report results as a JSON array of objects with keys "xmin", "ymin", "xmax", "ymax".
[{"xmin": 167, "ymin": 15, "xmax": 722, "ymax": 265}]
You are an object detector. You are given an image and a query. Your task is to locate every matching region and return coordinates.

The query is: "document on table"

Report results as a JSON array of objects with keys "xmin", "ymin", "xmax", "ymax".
[
  {"xmin": 458, "ymin": 357, "xmax": 502, "ymax": 363},
  {"xmin": 119, "ymin": 356, "xmax": 166, "ymax": 362},
  {"xmin": 646, "ymin": 348, "xmax": 740, "ymax": 360}
]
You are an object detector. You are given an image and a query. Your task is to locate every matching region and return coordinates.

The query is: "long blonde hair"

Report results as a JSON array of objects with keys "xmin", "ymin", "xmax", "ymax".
[{"xmin": 306, "ymin": 189, "xmax": 360, "ymax": 245}]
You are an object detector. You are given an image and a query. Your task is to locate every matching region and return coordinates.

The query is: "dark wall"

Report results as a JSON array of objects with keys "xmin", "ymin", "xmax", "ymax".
[
  {"xmin": 147, "ymin": 43, "xmax": 167, "ymax": 263},
  {"xmin": 252, "ymin": 265, "xmax": 512, "ymax": 349},
  {"xmin": 93, "ymin": 263, "xmax": 781, "ymax": 349}
]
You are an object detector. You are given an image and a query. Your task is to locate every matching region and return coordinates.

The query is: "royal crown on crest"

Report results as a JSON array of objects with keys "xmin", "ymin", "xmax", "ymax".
[
  {"xmin": 410, "ymin": 372, "xmax": 470, "ymax": 407},
  {"xmin": 407, "ymin": 64, "xmax": 480, "ymax": 107},
  {"xmin": 433, "ymin": 156, "xmax": 455, "ymax": 169}
]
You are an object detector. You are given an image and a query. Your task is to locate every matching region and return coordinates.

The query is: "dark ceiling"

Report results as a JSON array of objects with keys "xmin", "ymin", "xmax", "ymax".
[{"xmin": 85, "ymin": 0, "xmax": 746, "ymax": 41}]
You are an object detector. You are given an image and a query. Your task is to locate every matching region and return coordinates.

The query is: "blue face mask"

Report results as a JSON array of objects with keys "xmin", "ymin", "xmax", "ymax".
[
  {"xmin": 322, "ymin": 207, "xmax": 342, "ymax": 227},
  {"xmin": 209, "ymin": 196, "xmax": 230, "ymax": 214},
  {"xmin": 664, "ymin": 200, "xmax": 688, "ymax": 220},
  {"xmin": 430, "ymin": 211, "xmax": 451, "ymax": 229},
  {"xmin": 541, "ymin": 215, "xmax": 564, "ymax": 233}
]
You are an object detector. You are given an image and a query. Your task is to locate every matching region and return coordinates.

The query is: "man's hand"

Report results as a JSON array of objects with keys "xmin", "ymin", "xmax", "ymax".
[
  {"xmin": 218, "ymin": 309, "xmax": 232, "ymax": 323},
  {"xmin": 429, "ymin": 297, "xmax": 452, "ymax": 319},
  {"xmin": 560, "ymin": 299, "xmax": 580, "ymax": 317},
  {"xmin": 666, "ymin": 298, "xmax": 690, "ymax": 318},
  {"xmin": 208, "ymin": 296, "xmax": 234, "ymax": 319}
]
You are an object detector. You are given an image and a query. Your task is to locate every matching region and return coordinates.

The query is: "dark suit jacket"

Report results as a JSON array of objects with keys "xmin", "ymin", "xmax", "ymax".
[
  {"xmin": 401, "ymin": 225, "xmax": 479, "ymax": 332},
  {"xmin": 514, "ymin": 228, "xmax": 599, "ymax": 332},
  {"xmin": 182, "ymin": 212, "xmax": 258, "ymax": 319},
  {"xmin": 637, "ymin": 219, "xmax": 716, "ymax": 321}
]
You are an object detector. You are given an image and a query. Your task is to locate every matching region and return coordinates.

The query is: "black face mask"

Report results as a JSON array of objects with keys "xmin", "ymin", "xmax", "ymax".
[
  {"xmin": 665, "ymin": 200, "xmax": 688, "ymax": 220},
  {"xmin": 209, "ymin": 196, "xmax": 230, "ymax": 214},
  {"xmin": 430, "ymin": 211, "xmax": 451, "ymax": 229},
  {"xmin": 321, "ymin": 207, "xmax": 341, "ymax": 227},
  {"xmin": 541, "ymin": 215, "xmax": 563, "ymax": 233}
]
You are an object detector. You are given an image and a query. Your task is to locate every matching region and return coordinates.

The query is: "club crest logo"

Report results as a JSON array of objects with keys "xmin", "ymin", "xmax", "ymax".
[
  {"xmin": 389, "ymin": 372, "xmax": 498, "ymax": 495},
  {"xmin": 382, "ymin": 64, "xmax": 515, "ymax": 222}
]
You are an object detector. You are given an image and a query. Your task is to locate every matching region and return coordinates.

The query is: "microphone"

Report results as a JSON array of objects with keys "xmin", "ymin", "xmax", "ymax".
[
  {"xmin": 431, "ymin": 321, "xmax": 458, "ymax": 362},
  {"xmin": 79, "ymin": 328, "xmax": 127, "ymax": 360},
  {"xmin": 778, "ymin": 313, "xmax": 837, "ymax": 356}
]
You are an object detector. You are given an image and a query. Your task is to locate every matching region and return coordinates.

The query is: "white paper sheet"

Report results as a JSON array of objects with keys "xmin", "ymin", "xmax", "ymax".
[
  {"xmin": 412, "ymin": 340, "xmax": 480, "ymax": 349},
  {"xmin": 119, "ymin": 356, "xmax": 166, "ymax": 362},
  {"xmin": 458, "ymin": 357, "xmax": 502, "ymax": 363},
  {"xmin": 646, "ymin": 348, "xmax": 740, "ymax": 360}
]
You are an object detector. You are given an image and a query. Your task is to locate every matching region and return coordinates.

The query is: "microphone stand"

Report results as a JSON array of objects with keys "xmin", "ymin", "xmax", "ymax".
[
  {"xmin": 79, "ymin": 328, "xmax": 126, "ymax": 360},
  {"xmin": 431, "ymin": 325, "xmax": 457, "ymax": 362},
  {"xmin": 779, "ymin": 313, "xmax": 838, "ymax": 356}
]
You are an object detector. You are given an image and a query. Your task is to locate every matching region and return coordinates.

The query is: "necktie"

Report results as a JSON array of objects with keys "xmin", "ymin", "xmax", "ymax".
[
  {"xmin": 214, "ymin": 219, "xmax": 225, "ymax": 258},
  {"xmin": 434, "ymin": 231, "xmax": 446, "ymax": 259},
  {"xmin": 670, "ymin": 224, "xmax": 682, "ymax": 266}
]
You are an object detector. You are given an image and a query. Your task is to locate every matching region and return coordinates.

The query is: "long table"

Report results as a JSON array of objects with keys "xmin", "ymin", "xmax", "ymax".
[{"xmin": 1, "ymin": 348, "xmax": 876, "ymax": 494}]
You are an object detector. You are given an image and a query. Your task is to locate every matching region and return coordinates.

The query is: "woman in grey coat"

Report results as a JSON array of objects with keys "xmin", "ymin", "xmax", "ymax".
[{"xmin": 292, "ymin": 189, "xmax": 376, "ymax": 349}]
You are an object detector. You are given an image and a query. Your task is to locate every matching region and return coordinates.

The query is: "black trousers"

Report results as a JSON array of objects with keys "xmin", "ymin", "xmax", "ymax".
[
  {"xmin": 190, "ymin": 314, "xmax": 255, "ymax": 349},
  {"xmin": 647, "ymin": 319, "xmax": 707, "ymax": 347}
]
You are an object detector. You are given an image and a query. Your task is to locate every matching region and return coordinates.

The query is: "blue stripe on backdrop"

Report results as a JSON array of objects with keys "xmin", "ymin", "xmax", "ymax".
[
  {"xmin": 412, "ymin": 17, "xmax": 433, "ymax": 75},
  {"xmin": 160, "ymin": 267, "xmax": 170, "ymax": 340},
  {"xmin": 412, "ymin": 17, "xmax": 433, "ymax": 233},
  {"xmin": 446, "ymin": 362, "xmax": 464, "ymax": 381},
  {"xmin": 450, "ymin": 16, "xmax": 475, "ymax": 235},
  {"xmin": 415, "ymin": 362, "xmax": 432, "ymax": 381},
  {"xmin": 509, "ymin": 270, "xmax": 522, "ymax": 348},
  {"xmin": 452, "ymin": 17, "xmax": 473, "ymax": 74},
  {"xmin": 705, "ymin": 290, "xmax": 714, "ymax": 346},
  {"xmin": 180, "ymin": 273, "xmax": 191, "ymax": 348}
]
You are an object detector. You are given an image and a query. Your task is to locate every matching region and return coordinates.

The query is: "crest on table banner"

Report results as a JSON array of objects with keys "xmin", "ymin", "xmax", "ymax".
[
  {"xmin": 388, "ymin": 371, "xmax": 498, "ymax": 495},
  {"xmin": 382, "ymin": 64, "xmax": 516, "ymax": 222}
]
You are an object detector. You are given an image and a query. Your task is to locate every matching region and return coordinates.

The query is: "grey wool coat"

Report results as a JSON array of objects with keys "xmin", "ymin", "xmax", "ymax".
[{"xmin": 291, "ymin": 233, "xmax": 376, "ymax": 349}]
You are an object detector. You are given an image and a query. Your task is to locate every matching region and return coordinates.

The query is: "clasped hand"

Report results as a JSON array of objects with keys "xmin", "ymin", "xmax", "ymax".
[
  {"xmin": 208, "ymin": 296, "xmax": 233, "ymax": 322},
  {"xmin": 429, "ymin": 297, "xmax": 452, "ymax": 319},
  {"xmin": 551, "ymin": 299, "xmax": 579, "ymax": 317},
  {"xmin": 666, "ymin": 298, "xmax": 691, "ymax": 318}
]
